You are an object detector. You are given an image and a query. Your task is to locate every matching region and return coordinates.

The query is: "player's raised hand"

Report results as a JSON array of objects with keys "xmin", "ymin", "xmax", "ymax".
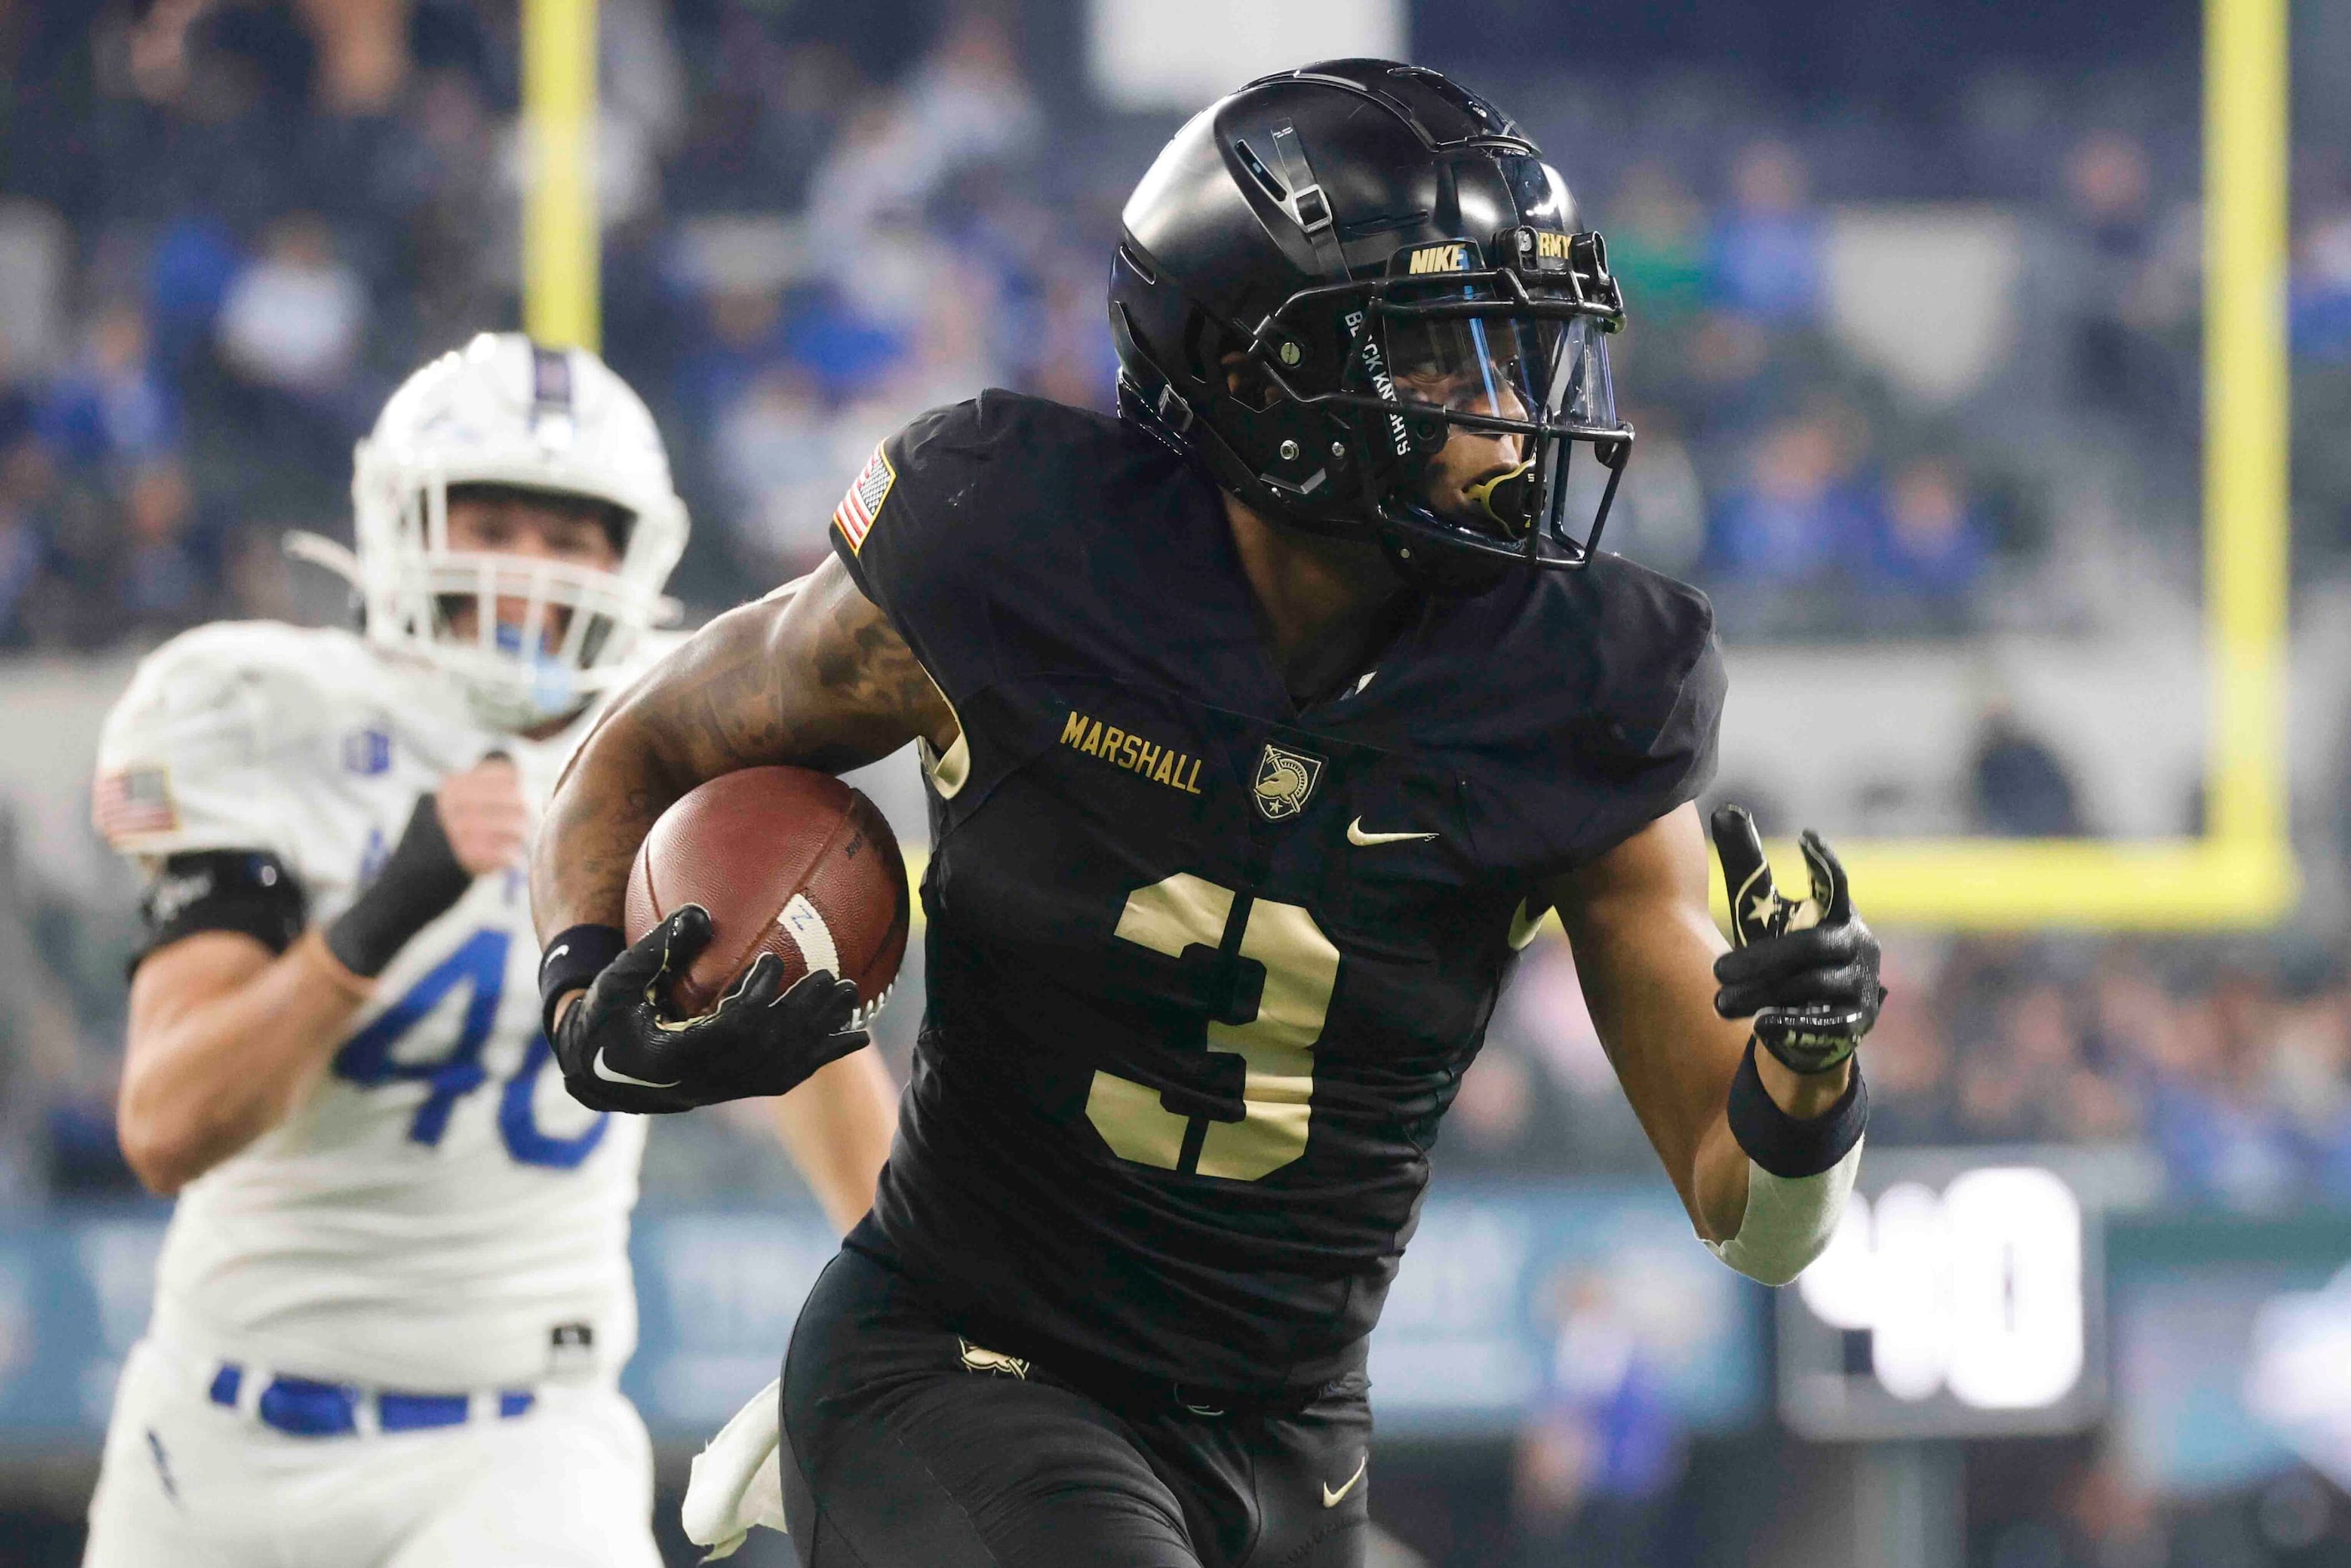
[
  {"xmin": 548, "ymin": 905, "xmax": 868, "ymax": 1114},
  {"xmin": 322, "ymin": 756, "xmax": 527, "ymax": 979},
  {"xmin": 1708, "ymin": 804, "xmax": 1883, "ymax": 1075},
  {"xmin": 435, "ymin": 754, "xmax": 531, "ymax": 876}
]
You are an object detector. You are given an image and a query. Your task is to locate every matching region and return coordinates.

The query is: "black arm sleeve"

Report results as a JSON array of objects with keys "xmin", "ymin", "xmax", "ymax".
[{"xmin": 130, "ymin": 851, "xmax": 309, "ymax": 977}]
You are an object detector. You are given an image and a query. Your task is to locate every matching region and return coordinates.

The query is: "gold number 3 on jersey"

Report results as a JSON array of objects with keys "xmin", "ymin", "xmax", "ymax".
[{"xmin": 1085, "ymin": 873, "xmax": 1339, "ymax": 1181}]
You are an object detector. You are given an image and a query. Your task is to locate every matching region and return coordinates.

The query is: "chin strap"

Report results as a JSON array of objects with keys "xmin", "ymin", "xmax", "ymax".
[
  {"xmin": 1371, "ymin": 493, "xmax": 1528, "ymax": 595},
  {"xmin": 1267, "ymin": 121, "xmax": 1347, "ymax": 281}
]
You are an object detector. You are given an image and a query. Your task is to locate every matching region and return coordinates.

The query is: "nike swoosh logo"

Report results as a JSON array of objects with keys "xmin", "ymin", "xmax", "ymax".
[
  {"xmin": 548, "ymin": 943, "xmax": 570, "ymax": 963},
  {"xmin": 1347, "ymin": 817, "xmax": 1438, "ymax": 847},
  {"xmin": 592, "ymin": 1050, "xmax": 680, "ymax": 1090},
  {"xmin": 1322, "ymin": 1454, "xmax": 1368, "ymax": 1507}
]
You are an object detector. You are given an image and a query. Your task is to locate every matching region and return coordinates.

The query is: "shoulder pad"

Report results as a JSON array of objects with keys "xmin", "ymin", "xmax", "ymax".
[
  {"xmin": 1434, "ymin": 555, "xmax": 1724, "ymax": 877},
  {"xmin": 861, "ymin": 392, "xmax": 1130, "ymax": 528},
  {"xmin": 904, "ymin": 388, "xmax": 1123, "ymax": 456},
  {"xmin": 834, "ymin": 392, "xmax": 1167, "ymax": 704},
  {"xmin": 94, "ymin": 623, "xmax": 377, "ymax": 857},
  {"xmin": 1561, "ymin": 554, "xmax": 1721, "ymax": 776}
]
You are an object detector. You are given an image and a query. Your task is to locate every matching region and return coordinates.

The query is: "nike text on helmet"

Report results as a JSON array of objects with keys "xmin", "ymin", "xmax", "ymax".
[
  {"xmin": 344, "ymin": 332, "xmax": 689, "ymax": 730},
  {"xmin": 1108, "ymin": 59, "xmax": 1631, "ymax": 592}
]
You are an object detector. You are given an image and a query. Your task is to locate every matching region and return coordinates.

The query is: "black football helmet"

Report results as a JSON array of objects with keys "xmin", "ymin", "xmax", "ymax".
[{"xmin": 1110, "ymin": 59, "xmax": 1631, "ymax": 592}]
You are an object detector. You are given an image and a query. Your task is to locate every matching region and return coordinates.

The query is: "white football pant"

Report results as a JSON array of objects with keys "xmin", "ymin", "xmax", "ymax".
[{"xmin": 83, "ymin": 1339, "xmax": 662, "ymax": 1567}]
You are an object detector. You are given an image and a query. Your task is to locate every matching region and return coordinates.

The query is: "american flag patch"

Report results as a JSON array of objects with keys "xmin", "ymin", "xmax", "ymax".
[
  {"xmin": 832, "ymin": 443, "xmax": 897, "ymax": 554},
  {"xmin": 94, "ymin": 767, "xmax": 178, "ymax": 842}
]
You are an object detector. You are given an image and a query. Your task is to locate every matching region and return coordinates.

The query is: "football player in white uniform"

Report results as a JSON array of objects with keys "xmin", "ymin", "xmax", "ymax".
[{"xmin": 80, "ymin": 332, "xmax": 897, "ymax": 1566}]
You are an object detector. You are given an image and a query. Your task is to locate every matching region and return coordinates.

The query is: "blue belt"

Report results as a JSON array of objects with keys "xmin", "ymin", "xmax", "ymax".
[{"xmin": 208, "ymin": 1363, "xmax": 535, "ymax": 1437}]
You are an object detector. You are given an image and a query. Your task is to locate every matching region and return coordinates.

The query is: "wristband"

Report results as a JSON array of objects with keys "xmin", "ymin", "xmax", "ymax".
[
  {"xmin": 540, "ymin": 923, "xmax": 628, "ymax": 1039},
  {"xmin": 324, "ymin": 795, "xmax": 473, "ymax": 977},
  {"xmin": 1726, "ymin": 1036, "xmax": 1868, "ymax": 1179}
]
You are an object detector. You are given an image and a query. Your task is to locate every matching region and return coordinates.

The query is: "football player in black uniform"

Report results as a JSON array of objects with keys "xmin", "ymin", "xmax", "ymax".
[{"xmin": 532, "ymin": 61, "xmax": 1881, "ymax": 1568}]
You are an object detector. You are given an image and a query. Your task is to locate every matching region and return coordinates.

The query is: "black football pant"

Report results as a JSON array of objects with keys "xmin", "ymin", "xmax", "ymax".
[{"xmin": 780, "ymin": 1247, "xmax": 1373, "ymax": 1567}]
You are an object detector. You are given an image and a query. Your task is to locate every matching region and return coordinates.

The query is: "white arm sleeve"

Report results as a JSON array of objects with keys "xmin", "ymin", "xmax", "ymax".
[{"xmin": 1704, "ymin": 1136, "xmax": 1864, "ymax": 1287}]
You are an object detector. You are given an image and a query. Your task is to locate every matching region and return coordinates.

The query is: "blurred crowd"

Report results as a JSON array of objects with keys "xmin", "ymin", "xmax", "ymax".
[
  {"xmin": 0, "ymin": 0, "xmax": 2345, "ymax": 645},
  {"xmin": 1459, "ymin": 920, "xmax": 2351, "ymax": 1211},
  {"xmin": 0, "ymin": 0, "xmax": 1107, "ymax": 640}
]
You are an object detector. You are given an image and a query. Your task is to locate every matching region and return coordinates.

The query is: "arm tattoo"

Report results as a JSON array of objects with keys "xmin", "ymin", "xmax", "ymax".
[{"xmin": 531, "ymin": 559, "xmax": 949, "ymax": 940}]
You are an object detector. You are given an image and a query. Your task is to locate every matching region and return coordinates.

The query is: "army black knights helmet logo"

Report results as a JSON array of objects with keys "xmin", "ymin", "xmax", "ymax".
[{"xmin": 1252, "ymin": 743, "xmax": 1326, "ymax": 821}]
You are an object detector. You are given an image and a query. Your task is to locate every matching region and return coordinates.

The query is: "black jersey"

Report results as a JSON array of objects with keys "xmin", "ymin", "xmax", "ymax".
[{"xmin": 831, "ymin": 392, "xmax": 1723, "ymax": 1394}]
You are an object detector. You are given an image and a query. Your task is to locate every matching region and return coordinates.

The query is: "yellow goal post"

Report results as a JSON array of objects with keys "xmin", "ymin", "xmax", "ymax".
[
  {"xmin": 1784, "ymin": 0, "xmax": 2295, "ymax": 930},
  {"xmin": 518, "ymin": 0, "xmax": 2296, "ymax": 933},
  {"xmin": 522, "ymin": 0, "xmax": 599, "ymax": 352}
]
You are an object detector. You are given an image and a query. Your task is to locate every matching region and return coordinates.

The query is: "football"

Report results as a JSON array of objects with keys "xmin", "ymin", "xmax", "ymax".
[{"xmin": 622, "ymin": 766, "xmax": 910, "ymax": 1023}]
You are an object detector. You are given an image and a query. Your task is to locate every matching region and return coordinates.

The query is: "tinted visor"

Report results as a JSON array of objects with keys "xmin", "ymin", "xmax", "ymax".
[
  {"xmin": 1383, "ymin": 308, "xmax": 1619, "ymax": 452},
  {"xmin": 1371, "ymin": 282, "xmax": 1626, "ymax": 555}
]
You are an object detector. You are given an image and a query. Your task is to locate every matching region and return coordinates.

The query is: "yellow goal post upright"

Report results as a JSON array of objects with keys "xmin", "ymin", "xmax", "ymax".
[
  {"xmin": 1796, "ymin": 0, "xmax": 2295, "ymax": 931},
  {"xmin": 523, "ymin": 0, "xmax": 599, "ymax": 353},
  {"xmin": 518, "ymin": 0, "xmax": 2295, "ymax": 933}
]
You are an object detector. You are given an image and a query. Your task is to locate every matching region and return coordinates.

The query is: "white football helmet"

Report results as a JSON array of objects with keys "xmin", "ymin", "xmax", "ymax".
[{"xmin": 336, "ymin": 332, "xmax": 689, "ymax": 731}]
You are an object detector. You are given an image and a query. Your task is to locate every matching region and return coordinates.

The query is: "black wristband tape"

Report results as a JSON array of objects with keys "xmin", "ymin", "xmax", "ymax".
[
  {"xmin": 1727, "ymin": 1036, "xmax": 1868, "ymax": 1179},
  {"xmin": 323, "ymin": 795, "xmax": 474, "ymax": 978},
  {"xmin": 540, "ymin": 923, "xmax": 627, "ymax": 1040}
]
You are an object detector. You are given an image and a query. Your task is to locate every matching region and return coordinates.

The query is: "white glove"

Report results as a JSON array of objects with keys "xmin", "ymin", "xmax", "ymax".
[{"xmin": 681, "ymin": 1378, "xmax": 788, "ymax": 1560}]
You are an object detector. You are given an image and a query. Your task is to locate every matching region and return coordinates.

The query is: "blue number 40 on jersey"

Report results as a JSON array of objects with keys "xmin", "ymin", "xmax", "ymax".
[{"xmin": 333, "ymin": 928, "xmax": 608, "ymax": 1170}]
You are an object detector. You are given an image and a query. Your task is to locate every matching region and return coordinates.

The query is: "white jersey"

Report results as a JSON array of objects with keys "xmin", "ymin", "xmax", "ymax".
[{"xmin": 95, "ymin": 620, "xmax": 659, "ymax": 1391}]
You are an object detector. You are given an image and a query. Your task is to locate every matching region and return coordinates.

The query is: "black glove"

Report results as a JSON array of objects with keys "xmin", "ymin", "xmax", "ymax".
[
  {"xmin": 325, "ymin": 794, "xmax": 474, "ymax": 977},
  {"xmin": 549, "ymin": 904, "xmax": 867, "ymax": 1113},
  {"xmin": 1709, "ymin": 804, "xmax": 1883, "ymax": 1075}
]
